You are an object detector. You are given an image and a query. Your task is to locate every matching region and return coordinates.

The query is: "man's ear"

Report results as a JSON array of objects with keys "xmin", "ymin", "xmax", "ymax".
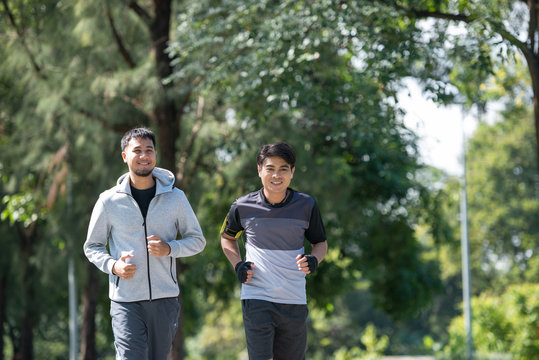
[{"xmin": 121, "ymin": 152, "xmax": 127, "ymax": 162}]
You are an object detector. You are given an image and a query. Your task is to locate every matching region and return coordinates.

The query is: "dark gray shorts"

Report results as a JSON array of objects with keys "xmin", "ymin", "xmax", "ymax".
[
  {"xmin": 242, "ymin": 299, "xmax": 308, "ymax": 360},
  {"xmin": 110, "ymin": 298, "xmax": 180, "ymax": 360}
]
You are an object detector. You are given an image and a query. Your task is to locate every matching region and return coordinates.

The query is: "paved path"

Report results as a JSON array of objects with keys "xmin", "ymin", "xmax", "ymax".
[{"xmin": 382, "ymin": 357, "xmax": 434, "ymax": 360}]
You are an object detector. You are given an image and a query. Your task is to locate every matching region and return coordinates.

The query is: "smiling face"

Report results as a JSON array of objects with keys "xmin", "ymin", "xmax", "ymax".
[
  {"xmin": 258, "ymin": 156, "xmax": 295, "ymax": 203},
  {"xmin": 122, "ymin": 136, "xmax": 156, "ymax": 178}
]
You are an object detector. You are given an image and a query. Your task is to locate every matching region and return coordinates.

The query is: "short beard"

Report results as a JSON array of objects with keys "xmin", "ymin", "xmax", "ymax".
[{"xmin": 133, "ymin": 169, "xmax": 153, "ymax": 177}]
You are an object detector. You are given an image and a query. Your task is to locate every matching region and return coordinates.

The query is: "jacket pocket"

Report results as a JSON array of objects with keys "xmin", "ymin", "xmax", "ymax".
[
  {"xmin": 170, "ymin": 258, "xmax": 177, "ymax": 284},
  {"xmin": 110, "ymin": 274, "xmax": 121, "ymax": 298}
]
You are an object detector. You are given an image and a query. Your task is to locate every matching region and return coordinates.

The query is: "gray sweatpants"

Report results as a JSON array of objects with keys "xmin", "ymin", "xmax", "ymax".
[{"xmin": 110, "ymin": 298, "xmax": 181, "ymax": 360}]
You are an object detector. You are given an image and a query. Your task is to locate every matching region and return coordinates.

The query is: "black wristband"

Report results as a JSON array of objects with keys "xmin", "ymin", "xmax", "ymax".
[
  {"xmin": 302, "ymin": 254, "xmax": 319, "ymax": 273},
  {"xmin": 235, "ymin": 261, "xmax": 253, "ymax": 283}
]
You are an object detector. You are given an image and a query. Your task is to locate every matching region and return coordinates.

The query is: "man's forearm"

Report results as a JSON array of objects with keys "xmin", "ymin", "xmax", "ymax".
[
  {"xmin": 311, "ymin": 241, "xmax": 328, "ymax": 263},
  {"xmin": 220, "ymin": 235, "xmax": 242, "ymax": 267}
]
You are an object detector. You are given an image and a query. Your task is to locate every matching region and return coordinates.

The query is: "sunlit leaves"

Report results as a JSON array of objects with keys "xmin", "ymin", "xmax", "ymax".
[
  {"xmin": 442, "ymin": 284, "xmax": 539, "ymax": 359},
  {"xmin": 1, "ymin": 192, "xmax": 45, "ymax": 227}
]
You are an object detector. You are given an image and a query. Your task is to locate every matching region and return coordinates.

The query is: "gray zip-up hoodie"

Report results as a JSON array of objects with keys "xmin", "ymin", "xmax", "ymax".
[{"xmin": 83, "ymin": 167, "xmax": 206, "ymax": 302}]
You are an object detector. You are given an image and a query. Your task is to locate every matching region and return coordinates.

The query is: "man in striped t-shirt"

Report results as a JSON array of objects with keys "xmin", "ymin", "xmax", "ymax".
[{"xmin": 220, "ymin": 142, "xmax": 328, "ymax": 360}]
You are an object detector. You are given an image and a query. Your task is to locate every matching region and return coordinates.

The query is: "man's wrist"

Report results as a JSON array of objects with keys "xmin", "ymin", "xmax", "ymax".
[
  {"xmin": 234, "ymin": 260, "xmax": 245, "ymax": 272},
  {"xmin": 304, "ymin": 254, "xmax": 318, "ymax": 273},
  {"xmin": 235, "ymin": 261, "xmax": 252, "ymax": 283}
]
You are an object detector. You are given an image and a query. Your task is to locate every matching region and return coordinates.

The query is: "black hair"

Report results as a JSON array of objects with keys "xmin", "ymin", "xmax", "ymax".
[
  {"xmin": 256, "ymin": 142, "xmax": 296, "ymax": 168},
  {"xmin": 121, "ymin": 128, "xmax": 156, "ymax": 151}
]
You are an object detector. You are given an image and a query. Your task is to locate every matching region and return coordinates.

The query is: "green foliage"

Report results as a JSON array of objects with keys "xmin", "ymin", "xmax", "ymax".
[
  {"xmin": 333, "ymin": 324, "xmax": 389, "ymax": 360},
  {"xmin": 170, "ymin": 0, "xmax": 444, "ymax": 323},
  {"xmin": 424, "ymin": 54, "xmax": 539, "ymax": 358},
  {"xmin": 184, "ymin": 296, "xmax": 246, "ymax": 360},
  {"xmin": 440, "ymin": 284, "xmax": 539, "ymax": 360},
  {"xmin": 466, "ymin": 98, "xmax": 539, "ymax": 291},
  {"xmin": 358, "ymin": 215, "xmax": 442, "ymax": 318},
  {"xmin": 4, "ymin": 0, "xmax": 536, "ymax": 358},
  {"xmin": 0, "ymin": 1, "xmax": 129, "ymax": 355}
]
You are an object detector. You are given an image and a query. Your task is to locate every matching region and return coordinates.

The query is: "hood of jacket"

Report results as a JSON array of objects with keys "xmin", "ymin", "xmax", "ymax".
[{"xmin": 116, "ymin": 167, "xmax": 175, "ymax": 195}]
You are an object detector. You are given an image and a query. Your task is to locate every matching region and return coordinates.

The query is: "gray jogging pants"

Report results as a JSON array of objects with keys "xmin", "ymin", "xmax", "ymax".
[{"xmin": 110, "ymin": 298, "xmax": 180, "ymax": 360}]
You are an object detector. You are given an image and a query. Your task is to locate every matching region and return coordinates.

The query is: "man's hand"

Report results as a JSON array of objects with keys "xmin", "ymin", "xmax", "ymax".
[
  {"xmin": 113, "ymin": 254, "xmax": 136, "ymax": 279},
  {"xmin": 296, "ymin": 254, "xmax": 318, "ymax": 274},
  {"xmin": 147, "ymin": 235, "xmax": 171, "ymax": 257},
  {"xmin": 235, "ymin": 261, "xmax": 255, "ymax": 283}
]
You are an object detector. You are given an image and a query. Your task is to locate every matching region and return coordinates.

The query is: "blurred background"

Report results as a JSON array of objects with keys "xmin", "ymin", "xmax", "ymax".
[{"xmin": 1, "ymin": 1, "xmax": 539, "ymax": 359}]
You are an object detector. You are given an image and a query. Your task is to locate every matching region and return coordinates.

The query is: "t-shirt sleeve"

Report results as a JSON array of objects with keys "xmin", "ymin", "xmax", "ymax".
[
  {"xmin": 305, "ymin": 200, "xmax": 327, "ymax": 244},
  {"xmin": 220, "ymin": 203, "xmax": 244, "ymax": 238}
]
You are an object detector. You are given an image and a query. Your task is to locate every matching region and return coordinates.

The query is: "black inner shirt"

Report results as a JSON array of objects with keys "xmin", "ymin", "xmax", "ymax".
[{"xmin": 130, "ymin": 183, "xmax": 156, "ymax": 218}]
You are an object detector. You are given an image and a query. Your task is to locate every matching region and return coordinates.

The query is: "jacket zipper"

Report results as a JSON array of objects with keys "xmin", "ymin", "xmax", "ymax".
[
  {"xmin": 127, "ymin": 191, "xmax": 164, "ymax": 301},
  {"xmin": 127, "ymin": 192, "xmax": 154, "ymax": 302},
  {"xmin": 143, "ymin": 218, "xmax": 152, "ymax": 301}
]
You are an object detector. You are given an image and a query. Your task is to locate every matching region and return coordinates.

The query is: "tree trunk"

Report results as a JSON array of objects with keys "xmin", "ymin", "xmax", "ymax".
[
  {"xmin": 156, "ymin": 100, "xmax": 180, "ymax": 177},
  {"xmin": 150, "ymin": 2, "xmax": 187, "ymax": 359},
  {"xmin": 80, "ymin": 264, "xmax": 99, "ymax": 360},
  {"xmin": 532, "ymin": 85, "xmax": 539, "ymax": 199},
  {"xmin": 19, "ymin": 223, "xmax": 37, "ymax": 360},
  {"xmin": 0, "ymin": 273, "xmax": 6, "ymax": 360},
  {"xmin": 20, "ymin": 313, "xmax": 34, "ymax": 360},
  {"xmin": 150, "ymin": 0, "xmax": 182, "ymax": 180},
  {"xmin": 525, "ymin": 0, "xmax": 539, "ymax": 177},
  {"xmin": 520, "ymin": 30, "xmax": 539, "ymax": 198}
]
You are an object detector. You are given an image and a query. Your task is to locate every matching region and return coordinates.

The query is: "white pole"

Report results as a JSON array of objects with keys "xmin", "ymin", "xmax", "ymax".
[
  {"xmin": 68, "ymin": 255, "xmax": 78, "ymax": 360},
  {"xmin": 460, "ymin": 115, "xmax": 473, "ymax": 359}
]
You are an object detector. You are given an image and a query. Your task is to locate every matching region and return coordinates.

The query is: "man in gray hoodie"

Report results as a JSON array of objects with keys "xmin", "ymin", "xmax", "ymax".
[{"xmin": 84, "ymin": 127, "xmax": 206, "ymax": 360}]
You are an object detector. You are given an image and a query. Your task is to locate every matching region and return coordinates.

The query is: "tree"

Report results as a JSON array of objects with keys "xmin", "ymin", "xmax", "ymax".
[
  {"xmin": 417, "ymin": 55, "xmax": 539, "ymax": 356},
  {"xmin": 0, "ymin": 0, "xmax": 212, "ymax": 358},
  {"xmin": 169, "ymin": 0, "xmax": 443, "ymax": 322},
  {"xmin": 466, "ymin": 93, "xmax": 539, "ymax": 291},
  {"xmin": 379, "ymin": 0, "xmax": 539, "ymax": 177},
  {"xmin": 4, "ymin": 0, "xmax": 510, "ymax": 357}
]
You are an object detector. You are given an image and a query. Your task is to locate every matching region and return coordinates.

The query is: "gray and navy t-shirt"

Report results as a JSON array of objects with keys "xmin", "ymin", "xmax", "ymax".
[{"xmin": 222, "ymin": 188, "xmax": 326, "ymax": 304}]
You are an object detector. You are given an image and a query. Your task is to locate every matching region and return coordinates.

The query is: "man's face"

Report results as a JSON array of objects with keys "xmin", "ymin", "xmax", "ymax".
[
  {"xmin": 258, "ymin": 156, "xmax": 294, "ymax": 196},
  {"xmin": 122, "ymin": 137, "xmax": 156, "ymax": 177}
]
